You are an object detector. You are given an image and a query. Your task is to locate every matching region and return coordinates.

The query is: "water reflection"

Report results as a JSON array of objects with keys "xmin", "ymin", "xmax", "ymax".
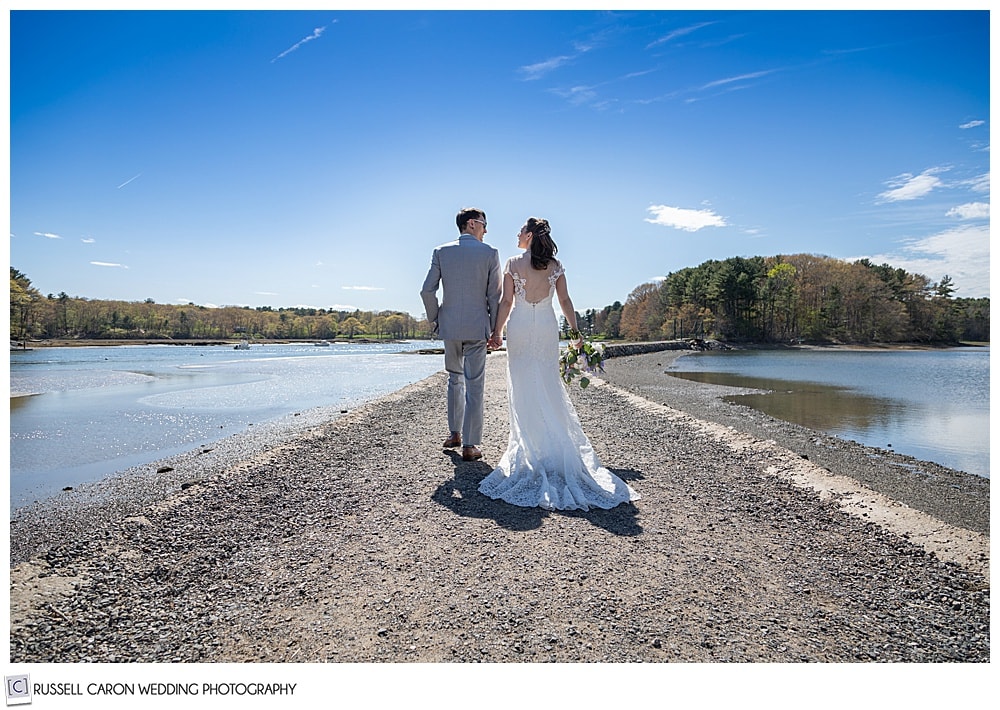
[
  {"xmin": 671, "ymin": 371, "xmax": 905, "ymax": 433},
  {"xmin": 666, "ymin": 348, "xmax": 989, "ymax": 478},
  {"xmin": 10, "ymin": 394, "xmax": 38, "ymax": 413}
]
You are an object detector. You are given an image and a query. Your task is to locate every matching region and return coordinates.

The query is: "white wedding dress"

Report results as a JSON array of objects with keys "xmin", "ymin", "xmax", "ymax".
[{"xmin": 478, "ymin": 255, "xmax": 640, "ymax": 511}]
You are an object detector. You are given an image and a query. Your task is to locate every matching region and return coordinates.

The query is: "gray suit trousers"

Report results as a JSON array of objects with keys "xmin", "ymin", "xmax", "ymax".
[{"xmin": 444, "ymin": 339, "xmax": 487, "ymax": 446}]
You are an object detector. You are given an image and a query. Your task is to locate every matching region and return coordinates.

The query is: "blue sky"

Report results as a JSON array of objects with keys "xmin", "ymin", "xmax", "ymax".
[{"xmin": 8, "ymin": 6, "xmax": 991, "ymax": 321}]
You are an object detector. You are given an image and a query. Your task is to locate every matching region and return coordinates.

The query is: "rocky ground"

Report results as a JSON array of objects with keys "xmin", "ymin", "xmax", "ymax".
[{"xmin": 7, "ymin": 351, "xmax": 990, "ymax": 663}]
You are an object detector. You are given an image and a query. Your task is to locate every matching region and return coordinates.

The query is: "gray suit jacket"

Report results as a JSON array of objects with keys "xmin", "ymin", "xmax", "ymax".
[{"xmin": 420, "ymin": 234, "xmax": 502, "ymax": 341}]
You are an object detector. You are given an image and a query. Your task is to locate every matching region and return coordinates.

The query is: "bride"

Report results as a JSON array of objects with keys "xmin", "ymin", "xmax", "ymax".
[{"xmin": 480, "ymin": 217, "xmax": 640, "ymax": 511}]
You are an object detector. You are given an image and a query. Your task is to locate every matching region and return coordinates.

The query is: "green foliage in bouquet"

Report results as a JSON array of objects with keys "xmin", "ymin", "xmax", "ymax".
[{"xmin": 559, "ymin": 337, "xmax": 606, "ymax": 389}]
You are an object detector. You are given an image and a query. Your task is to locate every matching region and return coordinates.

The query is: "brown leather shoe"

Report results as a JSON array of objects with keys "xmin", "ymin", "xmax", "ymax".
[
  {"xmin": 442, "ymin": 433, "xmax": 462, "ymax": 448},
  {"xmin": 461, "ymin": 445, "xmax": 483, "ymax": 461}
]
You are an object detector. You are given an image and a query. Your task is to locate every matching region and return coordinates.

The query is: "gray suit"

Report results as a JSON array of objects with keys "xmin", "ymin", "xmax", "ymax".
[{"xmin": 420, "ymin": 234, "xmax": 502, "ymax": 446}]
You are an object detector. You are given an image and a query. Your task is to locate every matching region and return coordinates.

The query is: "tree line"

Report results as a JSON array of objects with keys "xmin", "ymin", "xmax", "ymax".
[
  {"xmin": 10, "ymin": 268, "xmax": 427, "ymax": 342},
  {"xmin": 11, "ymin": 255, "xmax": 990, "ymax": 345},
  {"xmin": 604, "ymin": 254, "xmax": 988, "ymax": 344}
]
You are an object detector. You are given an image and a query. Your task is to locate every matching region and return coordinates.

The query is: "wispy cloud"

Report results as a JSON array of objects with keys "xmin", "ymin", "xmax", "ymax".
[
  {"xmin": 962, "ymin": 172, "xmax": 990, "ymax": 194},
  {"xmin": 960, "ymin": 119, "xmax": 985, "ymax": 129},
  {"xmin": 90, "ymin": 261, "xmax": 128, "ymax": 269},
  {"xmin": 550, "ymin": 85, "xmax": 599, "ymax": 106},
  {"xmin": 342, "ymin": 285, "xmax": 384, "ymax": 291},
  {"xmin": 117, "ymin": 173, "xmax": 142, "ymax": 189},
  {"xmin": 946, "ymin": 202, "xmax": 990, "ymax": 220},
  {"xmin": 272, "ymin": 22, "xmax": 334, "ymax": 63},
  {"xmin": 646, "ymin": 22, "xmax": 716, "ymax": 50},
  {"xmin": 877, "ymin": 168, "xmax": 947, "ymax": 203},
  {"xmin": 623, "ymin": 69, "xmax": 656, "ymax": 80},
  {"xmin": 700, "ymin": 69, "xmax": 776, "ymax": 91},
  {"xmin": 854, "ymin": 224, "xmax": 989, "ymax": 298},
  {"xmin": 254, "ymin": 291, "xmax": 279, "ymax": 296},
  {"xmin": 637, "ymin": 66, "xmax": 784, "ymax": 107},
  {"xmin": 34, "ymin": 231, "xmax": 62, "ymax": 239},
  {"xmin": 81, "ymin": 238, "xmax": 96, "ymax": 244},
  {"xmin": 520, "ymin": 55, "xmax": 574, "ymax": 81},
  {"xmin": 822, "ymin": 43, "xmax": 897, "ymax": 57},
  {"xmin": 549, "ymin": 66, "xmax": 657, "ymax": 110},
  {"xmin": 645, "ymin": 204, "xmax": 728, "ymax": 232}
]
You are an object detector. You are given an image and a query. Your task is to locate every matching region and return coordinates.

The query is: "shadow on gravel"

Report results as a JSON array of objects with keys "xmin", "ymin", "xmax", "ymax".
[
  {"xmin": 608, "ymin": 467, "xmax": 645, "ymax": 482},
  {"xmin": 430, "ymin": 452, "xmax": 643, "ymax": 537}
]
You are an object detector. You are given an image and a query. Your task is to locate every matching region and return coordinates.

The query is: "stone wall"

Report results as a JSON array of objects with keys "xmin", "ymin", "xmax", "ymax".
[{"xmin": 601, "ymin": 339, "xmax": 728, "ymax": 358}]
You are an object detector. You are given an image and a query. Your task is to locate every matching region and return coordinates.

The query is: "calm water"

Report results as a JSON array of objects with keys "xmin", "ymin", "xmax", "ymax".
[
  {"xmin": 9, "ymin": 341, "xmax": 445, "ymax": 509},
  {"xmin": 666, "ymin": 347, "xmax": 989, "ymax": 478}
]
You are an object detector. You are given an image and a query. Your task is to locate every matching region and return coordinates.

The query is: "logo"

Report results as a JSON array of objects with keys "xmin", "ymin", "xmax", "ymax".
[{"xmin": 5, "ymin": 676, "xmax": 31, "ymax": 706}]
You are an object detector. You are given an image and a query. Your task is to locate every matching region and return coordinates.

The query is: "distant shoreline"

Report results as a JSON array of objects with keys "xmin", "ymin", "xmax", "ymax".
[
  {"xmin": 11, "ymin": 337, "xmax": 988, "ymax": 350},
  {"xmin": 10, "ymin": 337, "xmax": 411, "ymax": 348}
]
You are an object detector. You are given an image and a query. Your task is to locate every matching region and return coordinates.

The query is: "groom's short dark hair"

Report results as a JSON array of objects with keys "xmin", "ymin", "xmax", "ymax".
[{"xmin": 456, "ymin": 207, "xmax": 485, "ymax": 233}]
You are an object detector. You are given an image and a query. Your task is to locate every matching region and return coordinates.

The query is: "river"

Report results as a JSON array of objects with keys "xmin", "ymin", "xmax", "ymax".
[
  {"xmin": 9, "ymin": 341, "xmax": 445, "ymax": 509},
  {"xmin": 665, "ymin": 346, "xmax": 989, "ymax": 478}
]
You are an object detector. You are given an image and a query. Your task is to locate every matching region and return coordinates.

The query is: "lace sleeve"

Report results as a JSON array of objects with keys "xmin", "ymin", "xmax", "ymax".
[
  {"xmin": 548, "ymin": 262, "xmax": 565, "ymax": 288},
  {"xmin": 505, "ymin": 256, "xmax": 528, "ymax": 301}
]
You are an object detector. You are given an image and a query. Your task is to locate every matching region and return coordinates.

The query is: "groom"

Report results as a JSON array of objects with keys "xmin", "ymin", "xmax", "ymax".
[{"xmin": 420, "ymin": 207, "xmax": 502, "ymax": 462}]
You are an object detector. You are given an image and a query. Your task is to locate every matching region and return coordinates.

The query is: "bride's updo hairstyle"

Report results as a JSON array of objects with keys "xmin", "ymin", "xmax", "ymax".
[{"xmin": 527, "ymin": 217, "xmax": 558, "ymax": 270}]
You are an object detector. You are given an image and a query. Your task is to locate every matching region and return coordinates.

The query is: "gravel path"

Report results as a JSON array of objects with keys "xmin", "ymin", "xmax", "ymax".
[{"xmin": 8, "ymin": 351, "xmax": 989, "ymax": 662}]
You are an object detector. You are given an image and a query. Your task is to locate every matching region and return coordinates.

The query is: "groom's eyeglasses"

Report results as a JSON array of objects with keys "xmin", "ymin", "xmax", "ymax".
[{"xmin": 471, "ymin": 219, "xmax": 487, "ymax": 228}]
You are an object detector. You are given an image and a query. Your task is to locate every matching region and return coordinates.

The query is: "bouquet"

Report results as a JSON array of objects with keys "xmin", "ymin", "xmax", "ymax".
[{"xmin": 559, "ymin": 331, "xmax": 605, "ymax": 389}]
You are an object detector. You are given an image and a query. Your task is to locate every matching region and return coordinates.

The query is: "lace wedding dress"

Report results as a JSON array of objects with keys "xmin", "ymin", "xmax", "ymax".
[{"xmin": 478, "ymin": 255, "xmax": 640, "ymax": 511}]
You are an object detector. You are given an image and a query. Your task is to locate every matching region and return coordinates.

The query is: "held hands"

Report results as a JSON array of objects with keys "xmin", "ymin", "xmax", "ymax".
[{"xmin": 488, "ymin": 331, "xmax": 503, "ymax": 350}]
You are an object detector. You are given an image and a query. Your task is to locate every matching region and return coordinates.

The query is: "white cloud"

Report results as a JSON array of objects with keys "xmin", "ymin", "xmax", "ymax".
[
  {"xmin": 342, "ymin": 285, "xmax": 384, "ymax": 291},
  {"xmin": 854, "ymin": 224, "xmax": 990, "ymax": 298},
  {"xmin": 960, "ymin": 119, "xmax": 985, "ymax": 129},
  {"xmin": 520, "ymin": 55, "xmax": 572, "ymax": 81},
  {"xmin": 117, "ymin": 173, "xmax": 142, "ymax": 189},
  {"xmin": 550, "ymin": 85, "xmax": 598, "ymax": 106},
  {"xmin": 81, "ymin": 238, "xmax": 96, "ymax": 244},
  {"xmin": 646, "ymin": 22, "xmax": 716, "ymax": 49},
  {"xmin": 877, "ymin": 168, "xmax": 946, "ymax": 202},
  {"xmin": 174, "ymin": 300, "xmax": 218, "ymax": 308},
  {"xmin": 254, "ymin": 291, "xmax": 279, "ymax": 296},
  {"xmin": 34, "ymin": 231, "xmax": 62, "ymax": 239},
  {"xmin": 272, "ymin": 23, "xmax": 332, "ymax": 63},
  {"xmin": 946, "ymin": 202, "xmax": 990, "ymax": 220},
  {"xmin": 645, "ymin": 204, "xmax": 728, "ymax": 232},
  {"xmin": 700, "ymin": 69, "xmax": 775, "ymax": 91},
  {"xmin": 963, "ymin": 172, "xmax": 990, "ymax": 194},
  {"xmin": 90, "ymin": 261, "xmax": 128, "ymax": 268}
]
